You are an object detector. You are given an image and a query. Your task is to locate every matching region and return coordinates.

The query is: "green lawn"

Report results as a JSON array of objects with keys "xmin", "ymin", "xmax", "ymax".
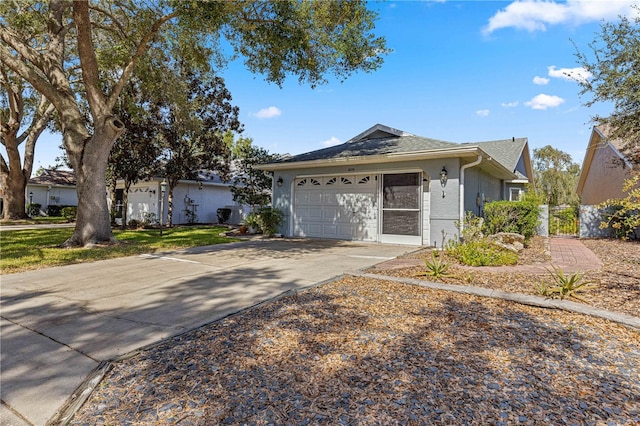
[{"xmin": 0, "ymin": 225, "xmax": 240, "ymax": 274}]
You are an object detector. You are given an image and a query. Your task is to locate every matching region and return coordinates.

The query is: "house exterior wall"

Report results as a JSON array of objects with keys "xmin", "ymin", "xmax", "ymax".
[
  {"xmin": 271, "ymin": 158, "xmax": 462, "ymax": 246},
  {"xmin": 463, "ymin": 167, "xmax": 501, "ymax": 218},
  {"xmin": 580, "ymin": 143, "xmax": 631, "ymax": 205},
  {"xmin": 26, "ymin": 184, "xmax": 78, "ymax": 209},
  {"xmin": 118, "ymin": 181, "xmax": 238, "ymax": 225}
]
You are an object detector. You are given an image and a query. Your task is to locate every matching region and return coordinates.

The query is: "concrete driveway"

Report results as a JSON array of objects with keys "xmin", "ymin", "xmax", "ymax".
[{"xmin": 0, "ymin": 239, "xmax": 411, "ymax": 425}]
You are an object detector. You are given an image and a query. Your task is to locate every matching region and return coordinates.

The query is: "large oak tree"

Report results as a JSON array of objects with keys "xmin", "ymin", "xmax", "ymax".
[
  {"xmin": 0, "ymin": 0, "xmax": 386, "ymax": 246},
  {"xmin": 1, "ymin": 66, "xmax": 55, "ymax": 219}
]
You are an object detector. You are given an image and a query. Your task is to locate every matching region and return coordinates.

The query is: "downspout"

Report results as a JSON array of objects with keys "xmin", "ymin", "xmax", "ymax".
[{"xmin": 459, "ymin": 155, "xmax": 483, "ymax": 235}]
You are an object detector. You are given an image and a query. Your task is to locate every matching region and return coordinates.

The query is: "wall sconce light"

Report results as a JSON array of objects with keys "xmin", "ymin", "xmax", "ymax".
[
  {"xmin": 276, "ymin": 176, "xmax": 284, "ymax": 187},
  {"xmin": 440, "ymin": 167, "xmax": 448, "ymax": 187}
]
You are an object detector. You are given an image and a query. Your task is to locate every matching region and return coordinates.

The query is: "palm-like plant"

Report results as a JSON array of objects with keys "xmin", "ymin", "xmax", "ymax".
[{"xmin": 539, "ymin": 265, "xmax": 597, "ymax": 303}]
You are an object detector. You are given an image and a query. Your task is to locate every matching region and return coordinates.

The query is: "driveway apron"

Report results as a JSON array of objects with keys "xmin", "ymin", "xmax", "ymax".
[{"xmin": 0, "ymin": 239, "xmax": 411, "ymax": 426}]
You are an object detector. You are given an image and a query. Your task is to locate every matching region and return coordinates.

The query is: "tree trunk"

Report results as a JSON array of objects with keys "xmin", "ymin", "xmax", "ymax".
[
  {"xmin": 1, "ymin": 133, "xmax": 29, "ymax": 220},
  {"xmin": 62, "ymin": 117, "xmax": 124, "ymax": 247},
  {"xmin": 167, "ymin": 188, "xmax": 174, "ymax": 227},
  {"xmin": 122, "ymin": 180, "xmax": 131, "ymax": 229},
  {"xmin": 108, "ymin": 176, "xmax": 117, "ymax": 225}
]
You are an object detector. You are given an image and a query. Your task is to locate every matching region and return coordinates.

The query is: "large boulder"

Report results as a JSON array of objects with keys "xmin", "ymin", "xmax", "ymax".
[{"xmin": 486, "ymin": 232, "xmax": 525, "ymax": 252}]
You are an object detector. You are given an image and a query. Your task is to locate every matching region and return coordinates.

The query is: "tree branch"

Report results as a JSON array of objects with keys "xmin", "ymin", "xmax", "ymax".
[
  {"xmin": 106, "ymin": 11, "xmax": 178, "ymax": 111},
  {"xmin": 73, "ymin": 0, "xmax": 106, "ymax": 117}
]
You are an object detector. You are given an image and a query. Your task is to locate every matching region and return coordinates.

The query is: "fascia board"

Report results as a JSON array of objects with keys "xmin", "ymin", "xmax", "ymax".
[{"xmin": 256, "ymin": 147, "xmax": 483, "ymax": 171}]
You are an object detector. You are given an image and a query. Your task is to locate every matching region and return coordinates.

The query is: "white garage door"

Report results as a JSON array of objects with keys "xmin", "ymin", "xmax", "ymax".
[{"xmin": 293, "ymin": 174, "xmax": 378, "ymax": 241}]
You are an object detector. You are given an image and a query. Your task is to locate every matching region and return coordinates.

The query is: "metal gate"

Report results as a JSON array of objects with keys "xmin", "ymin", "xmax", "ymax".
[{"xmin": 549, "ymin": 206, "xmax": 579, "ymax": 236}]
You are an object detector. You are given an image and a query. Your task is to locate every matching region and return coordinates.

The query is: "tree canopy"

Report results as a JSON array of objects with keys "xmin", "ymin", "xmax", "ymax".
[
  {"xmin": 0, "ymin": 0, "xmax": 387, "ymax": 246},
  {"xmin": 533, "ymin": 145, "xmax": 581, "ymax": 207},
  {"xmin": 575, "ymin": 8, "xmax": 640, "ymax": 163},
  {"xmin": 228, "ymin": 135, "xmax": 277, "ymax": 211}
]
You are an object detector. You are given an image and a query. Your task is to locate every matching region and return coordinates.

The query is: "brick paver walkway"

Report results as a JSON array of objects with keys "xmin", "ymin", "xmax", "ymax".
[{"xmin": 373, "ymin": 236, "xmax": 603, "ymax": 274}]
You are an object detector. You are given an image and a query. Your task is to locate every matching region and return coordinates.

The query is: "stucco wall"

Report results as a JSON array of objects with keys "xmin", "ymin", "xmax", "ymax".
[
  {"xmin": 26, "ymin": 185, "xmax": 78, "ymax": 210},
  {"xmin": 581, "ymin": 144, "xmax": 631, "ymax": 205},
  {"xmin": 121, "ymin": 181, "xmax": 238, "ymax": 225},
  {"xmin": 464, "ymin": 168, "xmax": 501, "ymax": 218},
  {"xmin": 579, "ymin": 205, "xmax": 614, "ymax": 238}
]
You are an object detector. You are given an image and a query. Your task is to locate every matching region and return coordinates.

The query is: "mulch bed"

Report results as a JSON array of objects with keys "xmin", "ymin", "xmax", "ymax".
[
  {"xmin": 376, "ymin": 237, "xmax": 640, "ymax": 318},
  {"xmin": 71, "ymin": 273, "xmax": 640, "ymax": 425}
]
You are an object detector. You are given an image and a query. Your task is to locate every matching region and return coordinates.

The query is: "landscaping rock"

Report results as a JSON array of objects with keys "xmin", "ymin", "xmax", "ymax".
[{"xmin": 487, "ymin": 232, "xmax": 525, "ymax": 252}]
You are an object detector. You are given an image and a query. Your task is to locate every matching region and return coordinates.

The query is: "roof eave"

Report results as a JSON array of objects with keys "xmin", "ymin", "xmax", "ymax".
[{"xmin": 257, "ymin": 147, "xmax": 485, "ymax": 171}]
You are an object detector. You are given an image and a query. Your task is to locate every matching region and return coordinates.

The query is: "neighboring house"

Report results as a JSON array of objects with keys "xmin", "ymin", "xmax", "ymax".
[
  {"xmin": 577, "ymin": 125, "xmax": 638, "ymax": 237},
  {"xmin": 111, "ymin": 171, "xmax": 248, "ymax": 226},
  {"xmin": 26, "ymin": 169, "xmax": 78, "ymax": 212},
  {"xmin": 577, "ymin": 125, "xmax": 636, "ymax": 205},
  {"xmin": 259, "ymin": 124, "xmax": 534, "ymax": 246}
]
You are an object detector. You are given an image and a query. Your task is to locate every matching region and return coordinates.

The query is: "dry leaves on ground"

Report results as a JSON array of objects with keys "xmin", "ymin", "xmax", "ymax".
[
  {"xmin": 379, "ymin": 237, "xmax": 640, "ymax": 318},
  {"xmin": 72, "ymin": 276, "xmax": 640, "ymax": 425}
]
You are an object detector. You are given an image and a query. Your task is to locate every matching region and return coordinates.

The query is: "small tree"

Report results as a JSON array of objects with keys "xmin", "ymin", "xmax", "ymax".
[
  {"xmin": 159, "ymin": 71, "xmax": 241, "ymax": 226},
  {"xmin": 598, "ymin": 173, "xmax": 640, "ymax": 239},
  {"xmin": 229, "ymin": 137, "xmax": 276, "ymax": 211}
]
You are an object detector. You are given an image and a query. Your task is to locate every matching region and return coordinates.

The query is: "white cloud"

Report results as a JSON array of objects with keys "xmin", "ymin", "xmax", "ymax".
[
  {"xmin": 322, "ymin": 136, "xmax": 341, "ymax": 147},
  {"xmin": 547, "ymin": 65, "xmax": 592, "ymax": 83},
  {"xmin": 525, "ymin": 93, "xmax": 565, "ymax": 110},
  {"xmin": 483, "ymin": 0, "xmax": 637, "ymax": 34},
  {"xmin": 476, "ymin": 109, "xmax": 490, "ymax": 117},
  {"xmin": 501, "ymin": 101, "xmax": 519, "ymax": 108},
  {"xmin": 533, "ymin": 76, "xmax": 550, "ymax": 85},
  {"xmin": 251, "ymin": 106, "xmax": 282, "ymax": 119}
]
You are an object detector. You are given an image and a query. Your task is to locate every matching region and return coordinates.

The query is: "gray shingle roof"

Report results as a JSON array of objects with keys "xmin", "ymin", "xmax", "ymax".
[
  {"xmin": 277, "ymin": 125, "xmax": 528, "ymax": 179},
  {"xmin": 281, "ymin": 134, "xmax": 459, "ymax": 163},
  {"xmin": 464, "ymin": 138, "xmax": 529, "ymax": 178},
  {"xmin": 29, "ymin": 169, "xmax": 76, "ymax": 186}
]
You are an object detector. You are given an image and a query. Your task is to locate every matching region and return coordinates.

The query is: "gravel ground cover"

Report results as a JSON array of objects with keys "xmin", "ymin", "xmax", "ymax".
[
  {"xmin": 377, "ymin": 237, "xmax": 640, "ymax": 318},
  {"xmin": 71, "ymin": 273, "xmax": 639, "ymax": 425}
]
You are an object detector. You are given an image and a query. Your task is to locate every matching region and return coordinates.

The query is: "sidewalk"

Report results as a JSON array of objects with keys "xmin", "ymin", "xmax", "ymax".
[{"xmin": 372, "ymin": 236, "xmax": 604, "ymax": 274}]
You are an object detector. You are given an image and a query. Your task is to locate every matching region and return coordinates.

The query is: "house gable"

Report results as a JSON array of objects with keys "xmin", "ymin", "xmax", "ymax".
[{"xmin": 577, "ymin": 126, "xmax": 635, "ymax": 205}]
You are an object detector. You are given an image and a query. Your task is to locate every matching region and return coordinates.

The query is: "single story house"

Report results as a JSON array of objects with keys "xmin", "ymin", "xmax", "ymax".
[
  {"xmin": 26, "ymin": 169, "xmax": 78, "ymax": 211},
  {"xmin": 111, "ymin": 171, "xmax": 248, "ymax": 226},
  {"xmin": 259, "ymin": 124, "xmax": 534, "ymax": 246},
  {"xmin": 577, "ymin": 125, "xmax": 638, "ymax": 237}
]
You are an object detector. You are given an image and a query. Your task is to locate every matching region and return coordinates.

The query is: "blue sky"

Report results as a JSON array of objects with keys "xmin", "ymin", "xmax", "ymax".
[{"xmin": 21, "ymin": 0, "xmax": 639, "ymax": 173}]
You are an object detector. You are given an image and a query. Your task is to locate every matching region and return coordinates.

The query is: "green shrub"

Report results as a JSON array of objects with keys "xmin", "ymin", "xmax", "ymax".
[
  {"xmin": 47, "ymin": 205, "xmax": 63, "ymax": 216},
  {"xmin": 255, "ymin": 207, "xmax": 284, "ymax": 236},
  {"xmin": 128, "ymin": 219, "xmax": 141, "ymax": 229},
  {"xmin": 27, "ymin": 203, "xmax": 42, "ymax": 217},
  {"xmin": 598, "ymin": 174, "xmax": 640, "ymax": 240},
  {"xmin": 446, "ymin": 239, "xmax": 518, "ymax": 266},
  {"xmin": 61, "ymin": 206, "xmax": 77, "ymax": 222},
  {"xmin": 142, "ymin": 212, "xmax": 158, "ymax": 228},
  {"xmin": 217, "ymin": 208, "xmax": 232, "ymax": 224},
  {"xmin": 457, "ymin": 211, "xmax": 484, "ymax": 243},
  {"xmin": 483, "ymin": 200, "xmax": 539, "ymax": 241}
]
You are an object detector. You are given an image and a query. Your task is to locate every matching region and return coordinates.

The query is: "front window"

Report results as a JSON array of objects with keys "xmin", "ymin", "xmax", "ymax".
[{"xmin": 509, "ymin": 188, "xmax": 522, "ymax": 201}]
